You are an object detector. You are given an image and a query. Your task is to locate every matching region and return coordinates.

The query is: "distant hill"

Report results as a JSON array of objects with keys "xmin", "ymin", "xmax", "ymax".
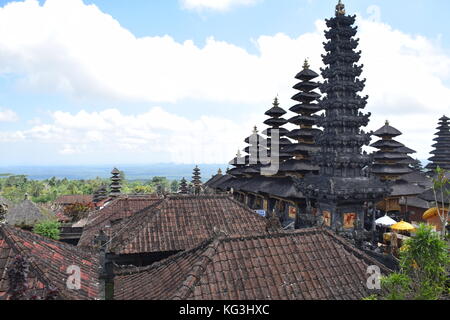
[{"xmin": 0, "ymin": 164, "xmax": 228, "ymax": 181}]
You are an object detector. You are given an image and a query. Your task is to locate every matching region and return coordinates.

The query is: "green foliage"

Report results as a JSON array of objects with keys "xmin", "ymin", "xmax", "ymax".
[
  {"xmin": 379, "ymin": 224, "xmax": 449, "ymax": 300},
  {"xmin": 431, "ymin": 167, "xmax": 450, "ymax": 237},
  {"xmin": 362, "ymin": 295, "xmax": 378, "ymax": 300},
  {"xmin": 381, "ymin": 273, "xmax": 411, "ymax": 300},
  {"xmin": 0, "ymin": 174, "xmax": 180, "ymax": 204},
  {"xmin": 33, "ymin": 220, "xmax": 61, "ymax": 240},
  {"xmin": 63, "ymin": 203, "xmax": 91, "ymax": 223}
]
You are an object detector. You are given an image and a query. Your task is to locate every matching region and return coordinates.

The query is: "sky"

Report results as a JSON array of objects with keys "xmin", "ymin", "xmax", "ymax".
[{"xmin": 0, "ymin": 0, "xmax": 449, "ymax": 166}]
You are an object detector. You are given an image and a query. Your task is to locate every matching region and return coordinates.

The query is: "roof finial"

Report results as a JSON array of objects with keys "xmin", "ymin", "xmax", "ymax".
[
  {"xmin": 237, "ymin": 149, "xmax": 242, "ymax": 157},
  {"xmin": 335, "ymin": 0, "xmax": 346, "ymax": 16},
  {"xmin": 253, "ymin": 126, "xmax": 258, "ymax": 134},
  {"xmin": 273, "ymin": 95, "xmax": 279, "ymax": 106},
  {"xmin": 385, "ymin": 120, "xmax": 390, "ymax": 126},
  {"xmin": 303, "ymin": 58, "xmax": 310, "ymax": 70}
]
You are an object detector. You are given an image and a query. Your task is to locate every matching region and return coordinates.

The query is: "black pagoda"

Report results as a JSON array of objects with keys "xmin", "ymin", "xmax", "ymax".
[
  {"xmin": 370, "ymin": 120, "xmax": 415, "ymax": 181},
  {"xmin": 262, "ymin": 97, "xmax": 292, "ymax": 172},
  {"xmin": 109, "ymin": 168, "xmax": 122, "ymax": 198},
  {"xmin": 179, "ymin": 178, "xmax": 188, "ymax": 194},
  {"xmin": 282, "ymin": 59, "xmax": 322, "ymax": 177},
  {"xmin": 426, "ymin": 115, "xmax": 450, "ymax": 171},
  {"xmin": 192, "ymin": 166, "xmax": 202, "ymax": 195},
  {"xmin": 296, "ymin": 1, "xmax": 389, "ymax": 235},
  {"xmin": 93, "ymin": 185, "xmax": 108, "ymax": 203}
]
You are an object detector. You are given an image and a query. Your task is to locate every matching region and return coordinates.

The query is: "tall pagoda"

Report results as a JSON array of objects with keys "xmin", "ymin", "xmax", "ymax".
[
  {"xmin": 192, "ymin": 166, "xmax": 202, "ymax": 195},
  {"xmin": 282, "ymin": 59, "xmax": 322, "ymax": 177},
  {"xmin": 262, "ymin": 97, "xmax": 292, "ymax": 172},
  {"xmin": 370, "ymin": 121, "xmax": 414, "ymax": 181},
  {"xmin": 179, "ymin": 178, "xmax": 188, "ymax": 194},
  {"xmin": 109, "ymin": 168, "xmax": 122, "ymax": 198},
  {"xmin": 296, "ymin": 1, "xmax": 389, "ymax": 236},
  {"xmin": 426, "ymin": 115, "xmax": 450, "ymax": 171},
  {"xmin": 370, "ymin": 121, "xmax": 424, "ymax": 216}
]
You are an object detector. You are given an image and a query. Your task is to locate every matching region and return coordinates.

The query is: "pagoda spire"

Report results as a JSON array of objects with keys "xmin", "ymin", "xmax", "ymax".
[
  {"xmin": 262, "ymin": 97, "xmax": 292, "ymax": 168},
  {"xmin": 109, "ymin": 168, "xmax": 122, "ymax": 198},
  {"xmin": 179, "ymin": 178, "xmax": 188, "ymax": 194},
  {"xmin": 296, "ymin": 3, "xmax": 389, "ymax": 236},
  {"xmin": 191, "ymin": 166, "xmax": 202, "ymax": 195},
  {"xmin": 370, "ymin": 121, "xmax": 415, "ymax": 181},
  {"xmin": 426, "ymin": 115, "xmax": 450, "ymax": 171},
  {"xmin": 282, "ymin": 59, "xmax": 322, "ymax": 177}
]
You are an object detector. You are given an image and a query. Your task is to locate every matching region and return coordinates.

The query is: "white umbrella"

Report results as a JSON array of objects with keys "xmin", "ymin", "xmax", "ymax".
[{"xmin": 376, "ymin": 215, "xmax": 397, "ymax": 227}]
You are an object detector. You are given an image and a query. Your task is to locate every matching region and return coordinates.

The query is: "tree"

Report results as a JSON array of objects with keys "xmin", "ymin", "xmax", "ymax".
[
  {"xmin": 33, "ymin": 220, "xmax": 61, "ymax": 240},
  {"xmin": 170, "ymin": 180, "xmax": 180, "ymax": 193},
  {"xmin": 410, "ymin": 159, "xmax": 424, "ymax": 172},
  {"xmin": 378, "ymin": 224, "xmax": 449, "ymax": 300},
  {"xmin": 63, "ymin": 203, "xmax": 90, "ymax": 223},
  {"xmin": 432, "ymin": 167, "xmax": 450, "ymax": 238}
]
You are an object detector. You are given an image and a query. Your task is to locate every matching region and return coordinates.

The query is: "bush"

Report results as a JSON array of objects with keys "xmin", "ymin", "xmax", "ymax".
[
  {"xmin": 33, "ymin": 220, "xmax": 61, "ymax": 240},
  {"xmin": 378, "ymin": 224, "xmax": 449, "ymax": 300}
]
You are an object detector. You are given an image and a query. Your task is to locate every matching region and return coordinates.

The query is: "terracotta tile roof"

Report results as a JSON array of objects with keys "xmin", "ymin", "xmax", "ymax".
[
  {"xmin": 114, "ymin": 228, "xmax": 391, "ymax": 300},
  {"xmin": 55, "ymin": 195, "xmax": 94, "ymax": 206},
  {"xmin": 78, "ymin": 195, "xmax": 163, "ymax": 248},
  {"xmin": 95, "ymin": 195, "xmax": 269, "ymax": 255},
  {"xmin": 0, "ymin": 225, "xmax": 100, "ymax": 300}
]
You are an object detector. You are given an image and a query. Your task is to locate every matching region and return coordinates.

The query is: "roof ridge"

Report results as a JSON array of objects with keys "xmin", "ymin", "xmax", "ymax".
[
  {"xmin": 1, "ymin": 225, "xmax": 101, "ymax": 300},
  {"xmin": 113, "ymin": 236, "xmax": 217, "ymax": 276},
  {"xmin": 227, "ymin": 196, "xmax": 271, "ymax": 221},
  {"xmin": 108, "ymin": 199, "xmax": 166, "ymax": 252},
  {"xmin": 0, "ymin": 226, "xmax": 66, "ymax": 299},
  {"xmin": 2, "ymin": 224, "xmax": 99, "ymax": 259},
  {"xmin": 322, "ymin": 228, "xmax": 393, "ymax": 274},
  {"xmin": 172, "ymin": 237, "xmax": 222, "ymax": 300}
]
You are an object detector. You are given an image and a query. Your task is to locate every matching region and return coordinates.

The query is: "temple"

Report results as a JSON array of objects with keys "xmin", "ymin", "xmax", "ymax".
[
  {"xmin": 1, "ymin": 1, "xmax": 448, "ymax": 301},
  {"xmin": 426, "ymin": 115, "xmax": 450, "ymax": 171},
  {"xmin": 295, "ymin": 2, "xmax": 390, "ymax": 238},
  {"xmin": 191, "ymin": 166, "xmax": 202, "ymax": 195},
  {"xmin": 109, "ymin": 168, "xmax": 122, "ymax": 198}
]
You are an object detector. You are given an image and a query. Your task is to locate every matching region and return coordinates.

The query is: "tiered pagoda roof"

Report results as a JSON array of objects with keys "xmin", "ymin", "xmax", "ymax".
[
  {"xmin": 281, "ymin": 59, "xmax": 322, "ymax": 177},
  {"xmin": 191, "ymin": 166, "xmax": 202, "ymax": 195},
  {"xmin": 370, "ymin": 121, "xmax": 415, "ymax": 181},
  {"xmin": 262, "ymin": 97, "xmax": 292, "ymax": 167},
  {"xmin": 93, "ymin": 185, "xmax": 108, "ymax": 204},
  {"xmin": 426, "ymin": 115, "xmax": 450, "ymax": 171},
  {"xmin": 298, "ymin": 1, "xmax": 389, "ymax": 204},
  {"xmin": 179, "ymin": 178, "xmax": 188, "ymax": 194},
  {"xmin": 109, "ymin": 168, "xmax": 122, "ymax": 198},
  {"xmin": 241, "ymin": 126, "xmax": 268, "ymax": 176}
]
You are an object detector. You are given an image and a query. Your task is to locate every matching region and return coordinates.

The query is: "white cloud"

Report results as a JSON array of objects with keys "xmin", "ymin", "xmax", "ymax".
[
  {"xmin": 180, "ymin": 0, "xmax": 259, "ymax": 11},
  {"xmin": 0, "ymin": 0, "xmax": 448, "ymax": 163},
  {"xmin": 0, "ymin": 108, "xmax": 18, "ymax": 122},
  {"xmin": 11, "ymin": 107, "xmax": 257, "ymax": 163}
]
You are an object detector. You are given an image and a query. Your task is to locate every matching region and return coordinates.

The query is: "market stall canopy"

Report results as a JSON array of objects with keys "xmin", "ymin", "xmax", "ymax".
[
  {"xmin": 376, "ymin": 215, "xmax": 397, "ymax": 227},
  {"xmin": 391, "ymin": 220, "xmax": 416, "ymax": 232},
  {"xmin": 423, "ymin": 207, "xmax": 450, "ymax": 220}
]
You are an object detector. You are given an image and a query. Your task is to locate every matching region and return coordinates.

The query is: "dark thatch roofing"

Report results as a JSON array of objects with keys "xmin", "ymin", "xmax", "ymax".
[
  {"xmin": 113, "ymin": 228, "xmax": 391, "ymax": 300},
  {"xmin": 6, "ymin": 199, "xmax": 45, "ymax": 227}
]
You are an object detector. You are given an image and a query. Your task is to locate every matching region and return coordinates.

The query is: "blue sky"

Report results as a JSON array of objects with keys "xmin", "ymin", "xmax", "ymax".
[{"xmin": 0, "ymin": 0, "xmax": 449, "ymax": 166}]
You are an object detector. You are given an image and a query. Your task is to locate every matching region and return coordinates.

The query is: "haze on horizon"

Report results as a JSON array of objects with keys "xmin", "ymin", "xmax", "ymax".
[{"xmin": 0, "ymin": 0, "xmax": 449, "ymax": 166}]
